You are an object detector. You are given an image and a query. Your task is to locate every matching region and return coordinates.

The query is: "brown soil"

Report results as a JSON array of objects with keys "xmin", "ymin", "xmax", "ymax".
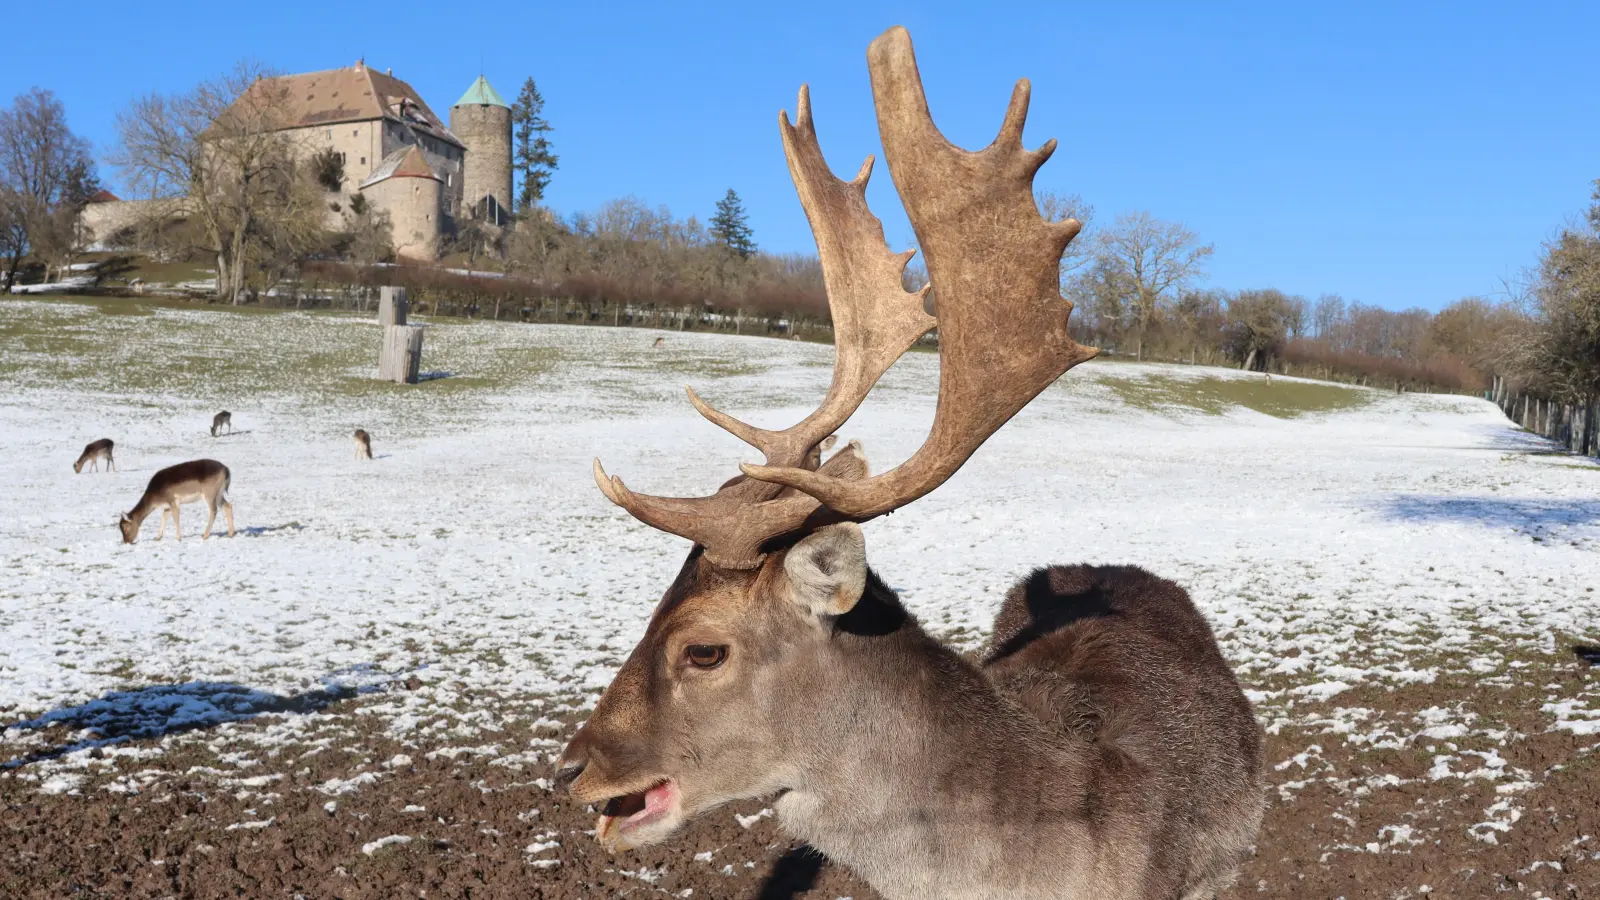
[{"xmin": 4, "ymin": 655, "xmax": 1596, "ymax": 899}]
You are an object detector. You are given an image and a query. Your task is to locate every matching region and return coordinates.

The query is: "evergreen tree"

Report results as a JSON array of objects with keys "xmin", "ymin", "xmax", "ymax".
[
  {"xmin": 709, "ymin": 188, "xmax": 756, "ymax": 259},
  {"xmin": 511, "ymin": 77, "xmax": 558, "ymax": 210}
]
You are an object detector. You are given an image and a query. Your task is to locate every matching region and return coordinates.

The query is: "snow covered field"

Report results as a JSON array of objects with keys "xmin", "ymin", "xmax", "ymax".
[{"xmin": 2, "ymin": 296, "xmax": 1597, "ymax": 897}]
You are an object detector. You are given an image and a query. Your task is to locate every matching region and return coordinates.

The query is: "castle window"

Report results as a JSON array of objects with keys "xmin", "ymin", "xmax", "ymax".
[
  {"xmin": 360, "ymin": 156, "xmax": 366, "ymax": 165},
  {"xmin": 353, "ymin": 128, "xmax": 359, "ymax": 136}
]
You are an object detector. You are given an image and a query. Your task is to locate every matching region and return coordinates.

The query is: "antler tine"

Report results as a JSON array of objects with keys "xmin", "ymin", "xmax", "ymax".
[
  {"xmin": 590, "ymin": 82, "xmax": 931, "ymax": 567},
  {"xmin": 743, "ymin": 26, "xmax": 1098, "ymax": 519},
  {"xmin": 684, "ymin": 84, "xmax": 935, "ymax": 468},
  {"xmin": 592, "ymin": 441, "xmax": 868, "ymax": 569}
]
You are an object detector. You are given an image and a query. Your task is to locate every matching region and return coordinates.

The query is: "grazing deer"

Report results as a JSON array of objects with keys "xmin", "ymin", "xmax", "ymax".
[
  {"xmin": 210, "ymin": 411, "xmax": 233, "ymax": 437},
  {"xmin": 353, "ymin": 428, "xmax": 373, "ymax": 460},
  {"xmin": 119, "ymin": 459, "xmax": 235, "ymax": 543},
  {"xmin": 556, "ymin": 28, "xmax": 1263, "ymax": 900},
  {"xmin": 73, "ymin": 438, "xmax": 116, "ymax": 473}
]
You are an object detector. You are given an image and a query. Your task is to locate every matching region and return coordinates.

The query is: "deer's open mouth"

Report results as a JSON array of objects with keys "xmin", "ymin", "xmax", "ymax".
[{"xmin": 595, "ymin": 779, "xmax": 680, "ymax": 849}]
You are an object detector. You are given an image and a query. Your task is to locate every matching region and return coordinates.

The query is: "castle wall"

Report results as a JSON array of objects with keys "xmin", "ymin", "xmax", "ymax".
[
  {"xmin": 362, "ymin": 176, "xmax": 442, "ymax": 262},
  {"xmin": 285, "ymin": 122, "xmax": 382, "ymax": 188},
  {"xmin": 451, "ymin": 103, "xmax": 513, "ymax": 226},
  {"xmin": 80, "ymin": 198, "xmax": 191, "ymax": 249}
]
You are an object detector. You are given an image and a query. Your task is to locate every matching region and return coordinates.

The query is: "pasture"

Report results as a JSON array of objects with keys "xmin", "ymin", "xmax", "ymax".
[{"xmin": 1, "ymin": 296, "xmax": 1596, "ymax": 899}]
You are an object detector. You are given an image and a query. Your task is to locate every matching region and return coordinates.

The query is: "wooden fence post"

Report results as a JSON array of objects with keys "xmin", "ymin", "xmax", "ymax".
[
  {"xmin": 379, "ymin": 286, "xmax": 409, "ymax": 328},
  {"xmin": 378, "ymin": 324, "xmax": 425, "ymax": 384}
]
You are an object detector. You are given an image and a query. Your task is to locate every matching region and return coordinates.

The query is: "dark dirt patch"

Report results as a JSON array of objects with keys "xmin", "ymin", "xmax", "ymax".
[
  {"xmin": 1, "ymin": 700, "xmax": 882, "ymax": 900},
  {"xmin": 1221, "ymin": 653, "xmax": 1600, "ymax": 899}
]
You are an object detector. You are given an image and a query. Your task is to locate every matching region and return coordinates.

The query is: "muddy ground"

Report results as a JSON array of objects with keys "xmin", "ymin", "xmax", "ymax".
[{"xmin": 3, "ymin": 651, "xmax": 1596, "ymax": 899}]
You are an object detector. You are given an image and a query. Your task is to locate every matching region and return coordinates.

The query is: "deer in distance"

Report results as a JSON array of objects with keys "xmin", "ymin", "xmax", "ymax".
[
  {"xmin": 119, "ymin": 459, "xmax": 235, "ymax": 543},
  {"xmin": 210, "ymin": 411, "xmax": 233, "ymax": 437},
  {"xmin": 556, "ymin": 27, "xmax": 1263, "ymax": 900},
  {"xmin": 73, "ymin": 438, "xmax": 116, "ymax": 473},
  {"xmin": 353, "ymin": 428, "xmax": 373, "ymax": 460}
]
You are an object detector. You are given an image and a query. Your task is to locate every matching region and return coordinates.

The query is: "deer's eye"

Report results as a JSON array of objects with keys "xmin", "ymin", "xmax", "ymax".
[{"xmin": 685, "ymin": 644, "xmax": 728, "ymax": 669}]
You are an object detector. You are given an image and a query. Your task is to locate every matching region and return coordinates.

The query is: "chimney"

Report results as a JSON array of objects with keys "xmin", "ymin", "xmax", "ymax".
[
  {"xmin": 355, "ymin": 57, "xmax": 364, "ymax": 70},
  {"xmin": 386, "ymin": 68, "xmax": 392, "ymax": 76}
]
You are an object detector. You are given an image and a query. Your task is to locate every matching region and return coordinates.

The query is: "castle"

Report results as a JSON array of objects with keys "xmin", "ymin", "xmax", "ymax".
[{"xmin": 84, "ymin": 61, "xmax": 514, "ymax": 262}]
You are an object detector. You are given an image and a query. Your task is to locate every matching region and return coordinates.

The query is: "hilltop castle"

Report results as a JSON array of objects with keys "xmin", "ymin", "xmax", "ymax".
[
  {"xmin": 85, "ymin": 61, "xmax": 514, "ymax": 262},
  {"xmin": 271, "ymin": 61, "xmax": 514, "ymax": 259}
]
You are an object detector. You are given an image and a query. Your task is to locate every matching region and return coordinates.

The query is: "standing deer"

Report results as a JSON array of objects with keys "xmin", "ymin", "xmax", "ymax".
[
  {"xmin": 210, "ymin": 411, "xmax": 233, "ymax": 437},
  {"xmin": 73, "ymin": 438, "xmax": 116, "ymax": 473},
  {"xmin": 556, "ymin": 28, "xmax": 1263, "ymax": 900},
  {"xmin": 118, "ymin": 459, "xmax": 235, "ymax": 543},
  {"xmin": 353, "ymin": 428, "xmax": 373, "ymax": 460}
]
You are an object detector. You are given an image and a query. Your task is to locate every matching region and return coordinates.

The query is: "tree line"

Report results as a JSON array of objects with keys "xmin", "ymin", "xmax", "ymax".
[{"xmin": 2, "ymin": 72, "xmax": 1596, "ymax": 417}]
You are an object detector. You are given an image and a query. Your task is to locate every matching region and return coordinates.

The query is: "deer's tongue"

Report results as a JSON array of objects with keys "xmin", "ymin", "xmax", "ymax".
[{"xmin": 595, "ymin": 781, "xmax": 674, "ymax": 849}]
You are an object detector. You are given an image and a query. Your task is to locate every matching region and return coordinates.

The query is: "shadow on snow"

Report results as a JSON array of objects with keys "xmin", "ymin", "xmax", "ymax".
[
  {"xmin": 1379, "ymin": 494, "xmax": 1600, "ymax": 533},
  {"xmin": 2, "ymin": 664, "xmax": 404, "ymax": 769},
  {"xmin": 239, "ymin": 522, "xmax": 306, "ymax": 537}
]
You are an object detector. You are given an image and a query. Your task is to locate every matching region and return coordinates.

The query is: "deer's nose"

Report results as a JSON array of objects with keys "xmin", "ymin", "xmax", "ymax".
[{"xmin": 554, "ymin": 761, "xmax": 584, "ymax": 792}]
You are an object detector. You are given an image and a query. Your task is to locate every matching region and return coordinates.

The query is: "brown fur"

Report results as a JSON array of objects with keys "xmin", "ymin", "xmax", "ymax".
[
  {"xmin": 73, "ymin": 438, "xmax": 115, "ymax": 473},
  {"xmin": 560, "ymin": 534, "xmax": 1263, "ymax": 900},
  {"xmin": 353, "ymin": 429, "xmax": 373, "ymax": 460},
  {"xmin": 119, "ymin": 459, "xmax": 235, "ymax": 544}
]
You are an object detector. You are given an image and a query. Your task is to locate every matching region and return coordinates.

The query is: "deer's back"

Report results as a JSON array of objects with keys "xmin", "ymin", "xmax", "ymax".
[
  {"xmin": 982, "ymin": 564, "xmax": 1264, "ymax": 896},
  {"xmin": 144, "ymin": 459, "xmax": 229, "ymax": 498}
]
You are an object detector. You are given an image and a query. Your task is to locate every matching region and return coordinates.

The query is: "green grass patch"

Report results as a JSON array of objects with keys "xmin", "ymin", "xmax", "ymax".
[
  {"xmin": 1099, "ymin": 373, "xmax": 1373, "ymax": 418},
  {"xmin": 0, "ymin": 295, "xmax": 573, "ymax": 405}
]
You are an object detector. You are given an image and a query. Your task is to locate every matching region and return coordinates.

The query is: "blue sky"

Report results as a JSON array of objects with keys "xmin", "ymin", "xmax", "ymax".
[{"xmin": 4, "ymin": 1, "xmax": 1596, "ymax": 312}]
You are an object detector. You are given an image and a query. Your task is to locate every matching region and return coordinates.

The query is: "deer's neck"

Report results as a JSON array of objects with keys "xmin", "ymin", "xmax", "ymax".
[
  {"xmin": 127, "ymin": 491, "xmax": 163, "ymax": 524},
  {"xmin": 772, "ymin": 586, "xmax": 1111, "ymax": 900}
]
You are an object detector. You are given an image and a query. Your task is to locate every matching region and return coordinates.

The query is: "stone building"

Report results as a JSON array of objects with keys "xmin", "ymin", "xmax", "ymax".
[{"xmin": 84, "ymin": 61, "xmax": 514, "ymax": 263}]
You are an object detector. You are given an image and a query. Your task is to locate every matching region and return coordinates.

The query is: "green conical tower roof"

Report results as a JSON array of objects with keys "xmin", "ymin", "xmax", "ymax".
[{"xmin": 455, "ymin": 75, "xmax": 508, "ymax": 108}]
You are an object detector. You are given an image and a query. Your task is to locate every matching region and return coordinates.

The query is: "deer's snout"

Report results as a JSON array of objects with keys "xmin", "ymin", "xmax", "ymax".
[
  {"xmin": 555, "ymin": 727, "xmax": 591, "ymax": 793},
  {"xmin": 554, "ymin": 760, "xmax": 584, "ymax": 792}
]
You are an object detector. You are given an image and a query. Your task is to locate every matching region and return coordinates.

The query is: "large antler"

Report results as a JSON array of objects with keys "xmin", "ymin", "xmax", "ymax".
[
  {"xmin": 593, "ymin": 25, "xmax": 1095, "ymax": 567},
  {"xmin": 740, "ymin": 26, "xmax": 1098, "ymax": 516},
  {"xmin": 591, "ymin": 81, "xmax": 934, "ymax": 569}
]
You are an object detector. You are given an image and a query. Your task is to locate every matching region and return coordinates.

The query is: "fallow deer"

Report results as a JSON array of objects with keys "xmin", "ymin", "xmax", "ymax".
[
  {"xmin": 556, "ymin": 28, "xmax": 1264, "ymax": 900},
  {"xmin": 210, "ymin": 411, "xmax": 233, "ymax": 437},
  {"xmin": 119, "ymin": 459, "xmax": 235, "ymax": 543},
  {"xmin": 652, "ymin": 336, "xmax": 666, "ymax": 349},
  {"xmin": 353, "ymin": 428, "xmax": 373, "ymax": 460},
  {"xmin": 73, "ymin": 438, "xmax": 116, "ymax": 473}
]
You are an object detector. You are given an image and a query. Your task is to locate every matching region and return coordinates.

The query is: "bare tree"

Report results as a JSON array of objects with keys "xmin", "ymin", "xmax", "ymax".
[
  {"xmin": 340, "ymin": 194, "xmax": 393, "ymax": 268},
  {"xmin": 1507, "ymin": 182, "xmax": 1600, "ymax": 400},
  {"xmin": 1172, "ymin": 288, "xmax": 1227, "ymax": 364},
  {"xmin": 0, "ymin": 189, "xmax": 24, "ymax": 290},
  {"xmin": 0, "ymin": 87, "xmax": 98, "ymax": 291},
  {"xmin": 1063, "ymin": 256, "xmax": 1133, "ymax": 348},
  {"xmin": 1091, "ymin": 211, "xmax": 1213, "ymax": 359},
  {"xmin": 1283, "ymin": 294, "xmax": 1309, "ymax": 341},
  {"xmin": 1311, "ymin": 293, "xmax": 1346, "ymax": 343},
  {"xmin": 112, "ymin": 63, "xmax": 324, "ymax": 304},
  {"xmin": 1224, "ymin": 288, "xmax": 1297, "ymax": 371}
]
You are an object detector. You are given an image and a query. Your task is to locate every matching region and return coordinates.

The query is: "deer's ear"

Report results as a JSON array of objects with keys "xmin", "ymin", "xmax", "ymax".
[
  {"xmin": 782, "ymin": 523, "xmax": 867, "ymax": 618},
  {"xmin": 119, "ymin": 513, "xmax": 131, "ymax": 522}
]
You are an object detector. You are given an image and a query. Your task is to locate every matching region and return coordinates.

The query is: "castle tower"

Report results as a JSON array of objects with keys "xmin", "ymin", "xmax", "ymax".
[{"xmin": 450, "ymin": 75, "xmax": 513, "ymax": 226}]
